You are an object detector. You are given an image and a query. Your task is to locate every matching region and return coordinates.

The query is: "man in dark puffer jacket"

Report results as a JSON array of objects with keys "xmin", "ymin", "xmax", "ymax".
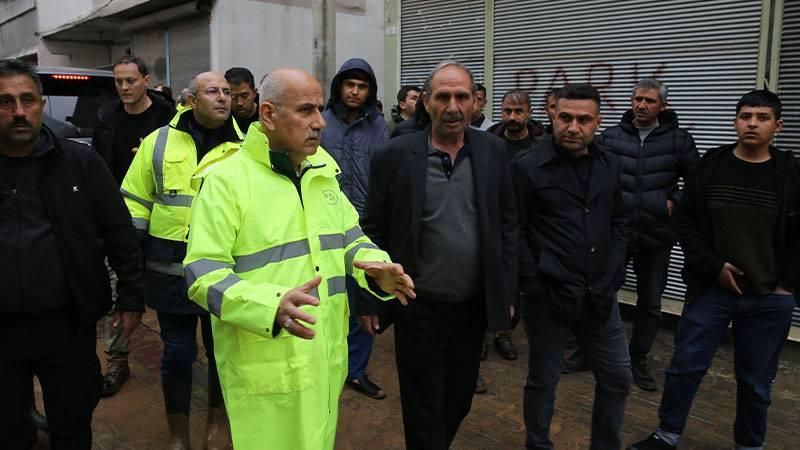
[{"xmin": 595, "ymin": 79, "xmax": 698, "ymax": 391}]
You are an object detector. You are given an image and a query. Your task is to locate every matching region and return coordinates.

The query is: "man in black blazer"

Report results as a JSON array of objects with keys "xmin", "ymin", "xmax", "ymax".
[{"xmin": 359, "ymin": 60, "xmax": 518, "ymax": 450}]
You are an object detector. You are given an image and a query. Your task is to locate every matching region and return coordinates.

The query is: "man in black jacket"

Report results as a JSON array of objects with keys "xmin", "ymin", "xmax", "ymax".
[
  {"xmin": 628, "ymin": 90, "xmax": 799, "ymax": 450},
  {"xmin": 564, "ymin": 79, "xmax": 698, "ymax": 390},
  {"xmin": 0, "ymin": 58, "xmax": 145, "ymax": 449},
  {"xmin": 92, "ymin": 55, "xmax": 175, "ymax": 396},
  {"xmin": 360, "ymin": 60, "xmax": 517, "ymax": 449},
  {"xmin": 513, "ymin": 83, "xmax": 631, "ymax": 450}
]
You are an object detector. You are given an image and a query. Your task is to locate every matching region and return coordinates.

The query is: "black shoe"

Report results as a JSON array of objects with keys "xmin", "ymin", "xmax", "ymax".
[
  {"xmin": 346, "ymin": 374, "xmax": 386, "ymax": 400},
  {"xmin": 474, "ymin": 374, "xmax": 487, "ymax": 394},
  {"xmin": 102, "ymin": 363, "xmax": 130, "ymax": 397},
  {"xmin": 626, "ymin": 433, "xmax": 676, "ymax": 450},
  {"xmin": 493, "ymin": 333, "xmax": 518, "ymax": 360},
  {"xmin": 562, "ymin": 349, "xmax": 590, "ymax": 374},
  {"xmin": 631, "ymin": 360, "xmax": 658, "ymax": 392},
  {"xmin": 480, "ymin": 335, "xmax": 488, "ymax": 360}
]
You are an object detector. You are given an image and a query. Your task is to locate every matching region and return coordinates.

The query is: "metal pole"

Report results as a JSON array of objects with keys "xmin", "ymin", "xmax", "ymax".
[
  {"xmin": 164, "ymin": 28, "xmax": 171, "ymax": 87},
  {"xmin": 312, "ymin": 0, "xmax": 336, "ymax": 99}
]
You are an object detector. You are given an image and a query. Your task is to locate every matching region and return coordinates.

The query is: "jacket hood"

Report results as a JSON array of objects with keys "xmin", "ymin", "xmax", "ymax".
[
  {"xmin": 487, "ymin": 119, "xmax": 546, "ymax": 140},
  {"xmin": 326, "ymin": 58, "xmax": 381, "ymax": 119},
  {"xmin": 620, "ymin": 109, "xmax": 679, "ymax": 134}
]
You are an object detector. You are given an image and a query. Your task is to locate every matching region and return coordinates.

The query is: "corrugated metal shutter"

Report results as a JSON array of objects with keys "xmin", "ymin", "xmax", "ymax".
[
  {"xmin": 400, "ymin": 0, "xmax": 485, "ymax": 87},
  {"xmin": 777, "ymin": 1, "xmax": 800, "ymax": 327},
  {"xmin": 131, "ymin": 27, "xmax": 167, "ymax": 84},
  {"xmin": 493, "ymin": 0, "xmax": 763, "ymax": 302},
  {"xmin": 168, "ymin": 15, "xmax": 210, "ymax": 92}
]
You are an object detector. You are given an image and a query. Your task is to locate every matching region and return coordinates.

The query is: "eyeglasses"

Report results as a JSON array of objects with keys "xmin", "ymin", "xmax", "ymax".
[{"xmin": 202, "ymin": 87, "xmax": 231, "ymax": 97}]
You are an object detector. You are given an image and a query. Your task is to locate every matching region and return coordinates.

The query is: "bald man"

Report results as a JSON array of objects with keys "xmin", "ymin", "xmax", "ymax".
[
  {"xmin": 183, "ymin": 68, "xmax": 415, "ymax": 450},
  {"xmin": 120, "ymin": 71, "xmax": 243, "ymax": 448}
]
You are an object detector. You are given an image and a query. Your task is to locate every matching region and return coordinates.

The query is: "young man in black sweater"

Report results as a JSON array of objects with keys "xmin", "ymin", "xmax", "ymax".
[{"xmin": 629, "ymin": 90, "xmax": 800, "ymax": 450}]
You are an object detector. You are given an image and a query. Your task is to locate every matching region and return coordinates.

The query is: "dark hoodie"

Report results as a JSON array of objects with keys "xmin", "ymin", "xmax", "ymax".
[
  {"xmin": 596, "ymin": 109, "xmax": 699, "ymax": 248},
  {"xmin": 321, "ymin": 58, "xmax": 389, "ymax": 215}
]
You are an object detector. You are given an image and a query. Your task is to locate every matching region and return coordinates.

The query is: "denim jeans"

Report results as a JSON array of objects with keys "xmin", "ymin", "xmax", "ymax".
[
  {"xmin": 657, "ymin": 286, "xmax": 795, "ymax": 447},
  {"xmin": 346, "ymin": 276, "xmax": 375, "ymax": 380},
  {"xmin": 523, "ymin": 297, "xmax": 631, "ymax": 450},
  {"xmin": 628, "ymin": 246, "xmax": 672, "ymax": 363}
]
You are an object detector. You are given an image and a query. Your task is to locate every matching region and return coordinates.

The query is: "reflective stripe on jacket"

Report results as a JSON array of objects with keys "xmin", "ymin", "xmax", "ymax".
[{"xmin": 183, "ymin": 123, "xmax": 393, "ymax": 450}]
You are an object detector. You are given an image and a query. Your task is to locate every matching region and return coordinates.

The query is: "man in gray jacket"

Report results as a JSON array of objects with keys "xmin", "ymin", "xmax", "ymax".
[{"xmin": 321, "ymin": 57, "xmax": 390, "ymax": 399}]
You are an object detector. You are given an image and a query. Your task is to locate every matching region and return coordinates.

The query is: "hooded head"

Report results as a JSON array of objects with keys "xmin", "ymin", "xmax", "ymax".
[{"xmin": 326, "ymin": 58, "xmax": 380, "ymax": 119}]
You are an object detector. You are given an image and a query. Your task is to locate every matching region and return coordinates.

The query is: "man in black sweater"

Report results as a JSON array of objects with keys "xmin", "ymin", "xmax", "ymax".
[
  {"xmin": 628, "ymin": 90, "xmax": 800, "ymax": 450},
  {"xmin": 0, "ymin": 58, "xmax": 145, "ymax": 449},
  {"xmin": 92, "ymin": 55, "xmax": 175, "ymax": 396}
]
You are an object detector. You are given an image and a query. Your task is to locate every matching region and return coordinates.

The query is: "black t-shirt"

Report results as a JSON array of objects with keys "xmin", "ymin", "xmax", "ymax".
[
  {"xmin": 503, "ymin": 135, "xmax": 536, "ymax": 161},
  {"xmin": 112, "ymin": 104, "xmax": 162, "ymax": 183},
  {"xmin": 707, "ymin": 150, "xmax": 778, "ymax": 294},
  {"xmin": 233, "ymin": 110, "xmax": 260, "ymax": 135}
]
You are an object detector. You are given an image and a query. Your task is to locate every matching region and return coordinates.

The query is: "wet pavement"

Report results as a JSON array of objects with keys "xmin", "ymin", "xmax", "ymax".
[{"xmin": 32, "ymin": 296, "xmax": 800, "ymax": 449}]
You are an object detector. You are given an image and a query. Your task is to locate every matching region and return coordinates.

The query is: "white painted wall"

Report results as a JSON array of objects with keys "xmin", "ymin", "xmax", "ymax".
[{"xmin": 209, "ymin": 0, "xmax": 386, "ymax": 101}]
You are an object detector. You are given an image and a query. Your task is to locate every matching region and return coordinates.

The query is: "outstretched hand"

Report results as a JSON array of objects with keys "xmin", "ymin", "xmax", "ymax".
[{"xmin": 353, "ymin": 261, "xmax": 416, "ymax": 305}]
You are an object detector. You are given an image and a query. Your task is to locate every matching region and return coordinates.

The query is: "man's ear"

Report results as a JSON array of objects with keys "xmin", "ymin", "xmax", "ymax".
[{"xmin": 260, "ymin": 102, "xmax": 277, "ymax": 131}]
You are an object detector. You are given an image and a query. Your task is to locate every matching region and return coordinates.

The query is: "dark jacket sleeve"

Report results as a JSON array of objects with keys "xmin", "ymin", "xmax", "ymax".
[
  {"xmin": 778, "ymin": 159, "xmax": 800, "ymax": 293},
  {"xmin": 88, "ymin": 150, "xmax": 146, "ymax": 312},
  {"xmin": 595, "ymin": 162, "xmax": 628, "ymax": 294},
  {"xmin": 356, "ymin": 144, "xmax": 390, "ymax": 316},
  {"xmin": 498, "ymin": 145, "xmax": 519, "ymax": 309},
  {"xmin": 669, "ymin": 131, "xmax": 700, "ymax": 203},
  {"xmin": 511, "ymin": 155, "xmax": 545, "ymax": 298},
  {"xmin": 673, "ymin": 164, "xmax": 725, "ymax": 285}
]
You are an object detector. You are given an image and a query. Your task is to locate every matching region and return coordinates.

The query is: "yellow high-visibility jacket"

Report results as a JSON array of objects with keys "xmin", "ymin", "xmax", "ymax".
[
  {"xmin": 119, "ymin": 109, "xmax": 242, "ymax": 312},
  {"xmin": 183, "ymin": 123, "xmax": 393, "ymax": 449}
]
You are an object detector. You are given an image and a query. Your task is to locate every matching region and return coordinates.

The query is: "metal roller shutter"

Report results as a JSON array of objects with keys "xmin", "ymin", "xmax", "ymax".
[
  {"xmin": 400, "ymin": 0, "xmax": 485, "ymax": 87},
  {"xmin": 777, "ymin": 1, "xmax": 800, "ymax": 327},
  {"xmin": 493, "ymin": 0, "xmax": 763, "ymax": 302},
  {"xmin": 168, "ymin": 15, "xmax": 210, "ymax": 93}
]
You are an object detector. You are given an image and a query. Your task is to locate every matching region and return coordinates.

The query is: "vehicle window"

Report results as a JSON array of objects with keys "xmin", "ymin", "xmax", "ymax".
[{"xmin": 40, "ymin": 75, "xmax": 116, "ymax": 137}]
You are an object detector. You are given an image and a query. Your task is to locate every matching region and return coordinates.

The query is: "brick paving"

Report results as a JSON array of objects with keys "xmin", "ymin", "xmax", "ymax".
[{"xmin": 31, "ymin": 303, "xmax": 800, "ymax": 449}]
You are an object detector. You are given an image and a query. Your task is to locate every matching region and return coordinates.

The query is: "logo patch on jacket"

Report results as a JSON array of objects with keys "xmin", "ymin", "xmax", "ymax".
[{"xmin": 322, "ymin": 190, "xmax": 338, "ymax": 205}]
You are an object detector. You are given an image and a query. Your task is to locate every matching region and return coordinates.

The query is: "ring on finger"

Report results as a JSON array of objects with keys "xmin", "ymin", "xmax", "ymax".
[{"xmin": 283, "ymin": 318, "xmax": 294, "ymax": 329}]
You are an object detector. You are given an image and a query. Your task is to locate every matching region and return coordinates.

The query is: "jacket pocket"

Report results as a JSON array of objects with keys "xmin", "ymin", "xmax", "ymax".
[
  {"xmin": 236, "ymin": 330, "xmax": 312, "ymax": 395},
  {"xmin": 162, "ymin": 149, "xmax": 191, "ymax": 192}
]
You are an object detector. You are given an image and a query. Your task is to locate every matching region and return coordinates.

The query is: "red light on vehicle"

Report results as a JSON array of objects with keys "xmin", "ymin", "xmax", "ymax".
[{"xmin": 51, "ymin": 74, "xmax": 91, "ymax": 81}]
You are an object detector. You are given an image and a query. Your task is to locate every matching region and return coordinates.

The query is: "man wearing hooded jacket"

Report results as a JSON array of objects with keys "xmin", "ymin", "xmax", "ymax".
[
  {"xmin": 587, "ymin": 79, "xmax": 699, "ymax": 391},
  {"xmin": 320, "ymin": 58, "xmax": 391, "ymax": 399}
]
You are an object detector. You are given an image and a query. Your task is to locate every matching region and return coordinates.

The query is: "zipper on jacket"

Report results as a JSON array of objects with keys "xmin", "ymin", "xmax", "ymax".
[{"xmin": 12, "ymin": 188, "xmax": 24, "ymax": 313}]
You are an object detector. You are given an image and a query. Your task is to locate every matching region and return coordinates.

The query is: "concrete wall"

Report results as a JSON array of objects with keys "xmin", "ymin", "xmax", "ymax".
[
  {"xmin": 37, "ymin": 40, "xmax": 111, "ymax": 67},
  {"xmin": 0, "ymin": 8, "xmax": 38, "ymax": 58},
  {"xmin": 209, "ymin": 0, "xmax": 387, "ymax": 101}
]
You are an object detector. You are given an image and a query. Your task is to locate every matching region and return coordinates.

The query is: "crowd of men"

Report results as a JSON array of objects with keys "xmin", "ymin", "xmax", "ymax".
[{"xmin": 0, "ymin": 52, "xmax": 798, "ymax": 450}]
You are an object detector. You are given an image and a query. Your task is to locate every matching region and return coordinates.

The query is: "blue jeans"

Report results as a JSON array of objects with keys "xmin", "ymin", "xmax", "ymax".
[
  {"xmin": 657, "ymin": 286, "xmax": 795, "ymax": 447},
  {"xmin": 523, "ymin": 297, "xmax": 631, "ymax": 450},
  {"xmin": 346, "ymin": 276, "xmax": 374, "ymax": 380}
]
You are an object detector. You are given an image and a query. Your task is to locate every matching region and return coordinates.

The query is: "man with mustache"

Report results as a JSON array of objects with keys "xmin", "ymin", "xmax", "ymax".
[
  {"xmin": 183, "ymin": 67, "xmax": 415, "ymax": 449},
  {"xmin": 0, "ymin": 58, "xmax": 145, "ymax": 449},
  {"xmin": 513, "ymin": 83, "xmax": 631, "ymax": 449},
  {"xmin": 224, "ymin": 67, "xmax": 260, "ymax": 133},
  {"xmin": 120, "ymin": 71, "xmax": 243, "ymax": 449},
  {"xmin": 628, "ymin": 90, "xmax": 798, "ymax": 450},
  {"xmin": 320, "ymin": 58, "xmax": 391, "ymax": 400},
  {"xmin": 360, "ymin": 60, "xmax": 518, "ymax": 449},
  {"xmin": 92, "ymin": 55, "xmax": 176, "ymax": 397},
  {"xmin": 564, "ymin": 79, "xmax": 699, "ymax": 386}
]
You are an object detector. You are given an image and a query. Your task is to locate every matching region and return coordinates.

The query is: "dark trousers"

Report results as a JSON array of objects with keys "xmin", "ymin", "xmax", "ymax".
[
  {"xmin": 628, "ymin": 246, "xmax": 672, "ymax": 362},
  {"xmin": 394, "ymin": 296, "xmax": 486, "ymax": 450},
  {"xmin": 0, "ymin": 309, "xmax": 102, "ymax": 450},
  {"xmin": 156, "ymin": 311, "xmax": 223, "ymax": 413},
  {"xmin": 523, "ymin": 298, "xmax": 631, "ymax": 450},
  {"xmin": 657, "ymin": 286, "xmax": 795, "ymax": 447},
  {"xmin": 346, "ymin": 276, "xmax": 374, "ymax": 379}
]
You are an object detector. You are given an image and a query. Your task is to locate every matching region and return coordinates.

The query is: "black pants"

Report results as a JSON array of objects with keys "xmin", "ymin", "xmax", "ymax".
[
  {"xmin": 523, "ymin": 298, "xmax": 631, "ymax": 450},
  {"xmin": 393, "ymin": 296, "xmax": 486, "ymax": 450},
  {"xmin": 0, "ymin": 309, "xmax": 102, "ymax": 450},
  {"xmin": 628, "ymin": 246, "xmax": 672, "ymax": 362}
]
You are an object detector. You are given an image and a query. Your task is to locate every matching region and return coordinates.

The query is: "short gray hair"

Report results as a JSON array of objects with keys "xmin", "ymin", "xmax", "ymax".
[
  {"xmin": 633, "ymin": 78, "xmax": 668, "ymax": 102},
  {"xmin": 423, "ymin": 60, "xmax": 477, "ymax": 96},
  {"xmin": 259, "ymin": 71, "xmax": 287, "ymax": 110},
  {"xmin": 188, "ymin": 76, "xmax": 200, "ymax": 96},
  {"xmin": 0, "ymin": 58, "xmax": 43, "ymax": 96}
]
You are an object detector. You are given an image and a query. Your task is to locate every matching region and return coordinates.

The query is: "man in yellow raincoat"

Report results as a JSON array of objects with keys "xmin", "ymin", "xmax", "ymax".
[{"xmin": 183, "ymin": 67, "xmax": 415, "ymax": 450}]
